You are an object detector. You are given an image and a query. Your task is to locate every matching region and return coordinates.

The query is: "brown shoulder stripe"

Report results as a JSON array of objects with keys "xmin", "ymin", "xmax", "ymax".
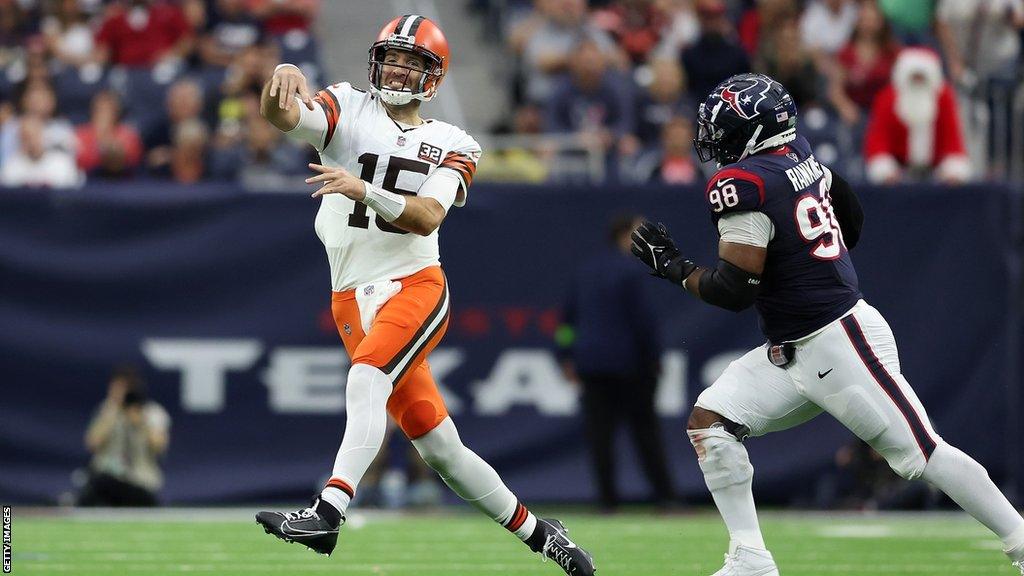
[
  {"xmin": 441, "ymin": 152, "xmax": 477, "ymax": 188},
  {"xmin": 313, "ymin": 89, "xmax": 341, "ymax": 148}
]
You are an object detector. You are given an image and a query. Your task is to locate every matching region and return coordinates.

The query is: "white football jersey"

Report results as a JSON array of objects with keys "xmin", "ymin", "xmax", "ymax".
[{"xmin": 287, "ymin": 81, "xmax": 480, "ymax": 291}]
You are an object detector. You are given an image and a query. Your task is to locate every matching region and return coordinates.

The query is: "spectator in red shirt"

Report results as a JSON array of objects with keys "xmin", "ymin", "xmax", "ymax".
[
  {"xmin": 863, "ymin": 48, "xmax": 970, "ymax": 184},
  {"xmin": 828, "ymin": 0, "xmax": 900, "ymax": 126},
  {"xmin": 246, "ymin": 0, "xmax": 318, "ymax": 36},
  {"xmin": 75, "ymin": 90, "xmax": 143, "ymax": 178},
  {"xmin": 95, "ymin": 0, "xmax": 194, "ymax": 68},
  {"xmin": 591, "ymin": 0, "xmax": 670, "ymax": 65}
]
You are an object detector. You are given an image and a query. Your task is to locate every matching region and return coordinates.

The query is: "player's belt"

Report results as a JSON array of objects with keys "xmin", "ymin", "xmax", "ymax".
[{"xmin": 766, "ymin": 342, "xmax": 795, "ymax": 367}]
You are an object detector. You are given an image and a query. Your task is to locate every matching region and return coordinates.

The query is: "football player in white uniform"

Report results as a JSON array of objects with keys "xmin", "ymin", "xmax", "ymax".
[
  {"xmin": 633, "ymin": 73, "xmax": 1024, "ymax": 576},
  {"xmin": 253, "ymin": 15, "xmax": 596, "ymax": 575}
]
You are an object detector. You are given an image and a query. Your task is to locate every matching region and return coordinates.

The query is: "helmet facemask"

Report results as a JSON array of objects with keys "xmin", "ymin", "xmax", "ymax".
[
  {"xmin": 694, "ymin": 104, "xmax": 751, "ymax": 166},
  {"xmin": 368, "ymin": 40, "xmax": 444, "ymax": 106},
  {"xmin": 693, "ymin": 108, "xmax": 723, "ymax": 164}
]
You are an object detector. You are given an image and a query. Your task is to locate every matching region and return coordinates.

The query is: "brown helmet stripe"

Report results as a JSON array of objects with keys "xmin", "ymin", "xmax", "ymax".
[{"xmin": 393, "ymin": 14, "xmax": 411, "ymax": 35}]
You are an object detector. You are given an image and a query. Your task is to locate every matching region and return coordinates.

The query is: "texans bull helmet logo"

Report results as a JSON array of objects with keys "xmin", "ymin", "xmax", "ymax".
[{"xmin": 718, "ymin": 76, "xmax": 774, "ymax": 120}]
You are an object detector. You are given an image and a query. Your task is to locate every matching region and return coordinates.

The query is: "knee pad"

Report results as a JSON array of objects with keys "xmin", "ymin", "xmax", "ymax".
[
  {"xmin": 876, "ymin": 436, "xmax": 944, "ymax": 481},
  {"xmin": 688, "ymin": 426, "xmax": 753, "ymax": 491},
  {"xmin": 886, "ymin": 451, "xmax": 927, "ymax": 480},
  {"xmin": 881, "ymin": 441, "xmax": 934, "ymax": 480},
  {"xmin": 410, "ymin": 417, "xmax": 465, "ymax": 475},
  {"xmin": 397, "ymin": 399, "xmax": 446, "ymax": 440}
]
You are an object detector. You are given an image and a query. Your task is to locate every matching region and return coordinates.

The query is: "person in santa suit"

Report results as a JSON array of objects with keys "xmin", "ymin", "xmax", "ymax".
[{"xmin": 863, "ymin": 48, "xmax": 971, "ymax": 184}]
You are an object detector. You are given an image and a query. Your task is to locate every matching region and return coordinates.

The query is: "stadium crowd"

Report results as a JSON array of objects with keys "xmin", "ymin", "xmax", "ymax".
[
  {"xmin": 1, "ymin": 0, "xmax": 1021, "ymax": 188},
  {"xmin": 0, "ymin": 0, "xmax": 321, "ymax": 189},
  {"xmin": 490, "ymin": 0, "xmax": 1024, "ymax": 184}
]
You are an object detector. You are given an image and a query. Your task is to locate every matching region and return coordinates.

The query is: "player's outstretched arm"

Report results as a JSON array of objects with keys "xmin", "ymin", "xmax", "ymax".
[
  {"xmin": 259, "ymin": 64, "xmax": 315, "ymax": 132},
  {"xmin": 631, "ymin": 221, "xmax": 765, "ymax": 312}
]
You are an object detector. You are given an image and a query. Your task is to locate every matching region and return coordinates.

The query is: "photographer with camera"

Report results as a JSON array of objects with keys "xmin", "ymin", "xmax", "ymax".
[{"xmin": 78, "ymin": 366, "xmax": 170, "ymax": 507}]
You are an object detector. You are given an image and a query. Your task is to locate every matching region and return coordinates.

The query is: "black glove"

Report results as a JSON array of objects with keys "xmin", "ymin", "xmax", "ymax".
[{"xmin": 630, "ymin": 221, "xmax": 696, "ymax": 286}]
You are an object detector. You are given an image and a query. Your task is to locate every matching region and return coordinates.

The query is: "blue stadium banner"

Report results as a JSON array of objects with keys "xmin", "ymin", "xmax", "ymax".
[{"xmin": 0, "ymin": 183, "xmax": 1019, "ymax": 504}]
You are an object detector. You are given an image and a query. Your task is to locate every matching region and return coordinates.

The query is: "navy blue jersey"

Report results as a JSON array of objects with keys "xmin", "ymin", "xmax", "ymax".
[{"xmin": 705, "ymin": 136, "xmax": 861, "ymax": 342}]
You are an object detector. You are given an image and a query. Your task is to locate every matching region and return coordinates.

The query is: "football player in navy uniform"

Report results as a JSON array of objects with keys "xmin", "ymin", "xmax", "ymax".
[{"xmin": 631, "ymin": 73, "xmax": 1024, "ymax": 576}]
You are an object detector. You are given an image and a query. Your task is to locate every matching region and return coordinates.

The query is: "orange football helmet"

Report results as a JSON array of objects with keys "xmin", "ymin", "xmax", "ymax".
[{"xmin": 368, "ymin": 15, "xmax": 450, "ymax": 106}]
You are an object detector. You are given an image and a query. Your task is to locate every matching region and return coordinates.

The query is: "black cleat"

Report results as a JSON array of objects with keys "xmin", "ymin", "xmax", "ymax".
[
  {"xmin": 255, "ymin": 498, "xmax": 342, "ymax": 556},
  {"xmin": 537, "ymin": 518, "xmax": 597, "ymax": 575}
]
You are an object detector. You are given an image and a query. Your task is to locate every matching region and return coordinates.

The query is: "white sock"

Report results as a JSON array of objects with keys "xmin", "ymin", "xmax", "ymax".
[
  {"xmin": 689, "ymin": 427, "xmax": 766, "ymax": 551},
  {"xmin": 922, "ymin": 442, "xmax": 1024, "ymax": 554},
  {"xmin": 320, "ymin": 482, "xmax": 352, "ymax": 516},
  {"xmin": 412, "ymin": 417, "xmax": 538, "ymax": 543},
  {"xmin": 324, "ymin": 363, "xmax": 391, "ymax": 515}
]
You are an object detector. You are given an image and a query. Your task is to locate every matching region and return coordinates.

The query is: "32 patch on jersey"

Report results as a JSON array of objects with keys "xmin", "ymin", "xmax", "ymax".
[{"xmin": 418, "ymin": 143, "xmax": 443, "ymax": 164}]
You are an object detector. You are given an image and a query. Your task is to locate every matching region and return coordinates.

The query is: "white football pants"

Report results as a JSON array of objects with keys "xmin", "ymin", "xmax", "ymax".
[{"xmin": 696, "ymin": 299, "xmax": 939, "ymax": 479}]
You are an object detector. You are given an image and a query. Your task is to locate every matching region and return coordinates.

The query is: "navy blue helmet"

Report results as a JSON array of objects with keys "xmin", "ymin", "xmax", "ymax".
[{"xmin": 693, "ymin": 73, "xmax": 798, "ymax": 166}]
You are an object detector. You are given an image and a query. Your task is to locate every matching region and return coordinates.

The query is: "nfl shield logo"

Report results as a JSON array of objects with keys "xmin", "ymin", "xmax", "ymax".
[
  {"xmin": 343, "ymin": 323, "xmax": 352, "ymax": 336},
  {"xmin": 364, "ymin": 285, "xmax": 375, "ymax": 296},
  {"xmin": 397, "ymin": 136, "xmax": 407, "ymax": 146}
]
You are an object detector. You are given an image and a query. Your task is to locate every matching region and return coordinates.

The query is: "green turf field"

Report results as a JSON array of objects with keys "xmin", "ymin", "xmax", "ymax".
[{"xmin": 8, "ymin": 508, "xmax": 1019, "ymax": 575}]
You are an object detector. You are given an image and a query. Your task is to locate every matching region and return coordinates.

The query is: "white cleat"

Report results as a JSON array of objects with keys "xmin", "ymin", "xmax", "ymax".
[
  {"xmin": 710, "ymin": 545, "xmax": 780, "ymax": 576},
  {"xmin": 1012, "ymin": 559, "xmax": 1023, "ymax": 575}
]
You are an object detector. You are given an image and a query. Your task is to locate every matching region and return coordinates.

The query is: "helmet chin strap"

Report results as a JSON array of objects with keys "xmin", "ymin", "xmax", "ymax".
[
  {"xmin": 736, "ymin": 124, "xmax": 798, "ymax": 162},
  {"xmin": 737, "ymin": 124, "xmax": 764, "ymax": 162}
]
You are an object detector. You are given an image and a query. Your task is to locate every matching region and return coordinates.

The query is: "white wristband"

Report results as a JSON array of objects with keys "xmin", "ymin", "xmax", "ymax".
[
  {"xmin": 362, "ymin": 181, "xmax": 407, "ymax": 222},
  {"xmin": 274, "ymin": 63, "xmax": 301, "ymax": 74}
]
